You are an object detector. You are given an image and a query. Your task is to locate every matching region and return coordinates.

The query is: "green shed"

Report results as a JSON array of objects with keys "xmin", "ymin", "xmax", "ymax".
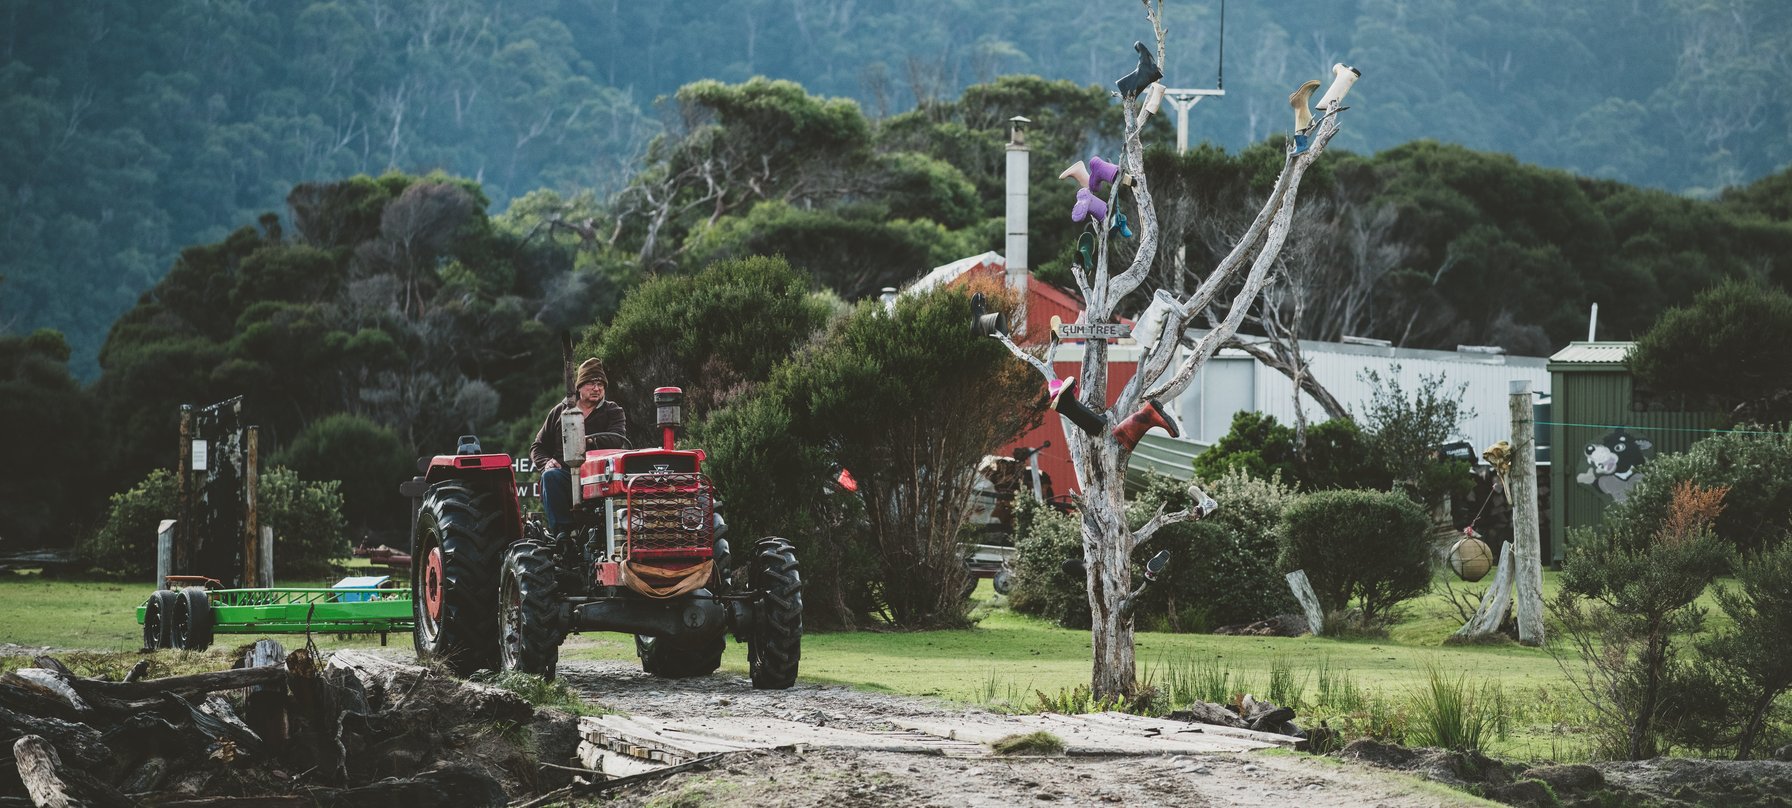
[{"xmin": 1546, "ymin": 341, "xmax": 1725, "ymax": 564}]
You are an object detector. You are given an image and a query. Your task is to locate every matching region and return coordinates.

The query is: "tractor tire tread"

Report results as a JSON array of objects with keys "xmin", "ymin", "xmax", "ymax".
[
  {"xmin": 748, "ymin": 538, "xmax": 802, "ymax": 690},
  {"xmin": 414, "ymin": 485, "xmax": 507, "ymax": 675},
  {"xmin": 501, "ymin": 541, "xmax": 563, "ymax": 678}
]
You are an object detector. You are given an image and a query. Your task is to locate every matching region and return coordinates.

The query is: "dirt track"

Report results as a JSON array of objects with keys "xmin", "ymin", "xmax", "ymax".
[{"xmin": 556, "ymin": 659, "xmax": 1486, "ymax": 807}]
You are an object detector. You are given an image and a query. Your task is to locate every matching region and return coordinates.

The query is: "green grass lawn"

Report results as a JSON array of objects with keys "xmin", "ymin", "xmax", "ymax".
[{"xmin": 1, "ymin": 565, "xmax": 1733, "ymax": 762}]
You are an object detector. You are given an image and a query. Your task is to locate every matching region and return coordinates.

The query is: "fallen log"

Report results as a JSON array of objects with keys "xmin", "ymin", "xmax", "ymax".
[
  {"xmin": 1165, "ymin": 701, "xmax": 1247, "ymax": 729},
  {"xmin": 67, "ymin": 668, "xmax": 285, "ymax": 702},
  {"xmin": 3, "ymin": 670, "xmax": 89, "ymax": 716},
  {"xmin": 0, "ymin": 705, "xmax": 118, "ymax": 781},
  {"xmin": 11, "ymin": 734, "xmax": 132, "ymax": 808}
]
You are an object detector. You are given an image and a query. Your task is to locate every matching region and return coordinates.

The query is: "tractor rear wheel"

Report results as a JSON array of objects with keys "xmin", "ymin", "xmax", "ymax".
[
  {"xmin": 143, "ymin": 589, "xmax": 179, "ymax": 650},
  {"xmin": 412, "ymin": 481, "xmax": 507, "ymax": 675},
  {"xmin": 499, "ymin": 541, "xmax": 563, "ymax": 679},
  {"xmin": 747, "ymin": 537, "xmax": 802, "ymax": 690},
  {"xmin": 636, "ymin": 633, "xmax": 724, "ymax": 678},
  {"xmin": 173, "ymin": 586, "xmax": 214, "ymax": 651}
]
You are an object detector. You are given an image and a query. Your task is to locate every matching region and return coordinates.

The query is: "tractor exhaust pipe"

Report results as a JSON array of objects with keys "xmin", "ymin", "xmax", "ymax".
[{"xmin": 654, "ymin": 387, "xmax": 684, "ymax": 450}]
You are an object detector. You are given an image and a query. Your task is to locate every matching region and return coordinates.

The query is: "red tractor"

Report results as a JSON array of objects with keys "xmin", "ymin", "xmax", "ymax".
[{"xmin": 402, "ymin": 387, "xmax": 801, "ymax": 688}]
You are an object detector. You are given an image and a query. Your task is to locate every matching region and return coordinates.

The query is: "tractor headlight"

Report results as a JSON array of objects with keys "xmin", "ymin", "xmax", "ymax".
[{"xmin": 678, "ymin": 506, "xmax": 706, "ymax": 531}]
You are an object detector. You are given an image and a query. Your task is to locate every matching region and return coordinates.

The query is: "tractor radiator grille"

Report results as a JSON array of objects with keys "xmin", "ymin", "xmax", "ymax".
[{"xmin": 623, "ymin": 473, "xmax": 715, "ymax": 560}]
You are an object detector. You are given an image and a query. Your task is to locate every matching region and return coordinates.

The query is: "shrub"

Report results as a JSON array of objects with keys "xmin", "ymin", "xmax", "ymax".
[
  {"xmin": 1553, "ymin": 481, "xmax": 1733, "ymax": 759},
  {"xmin": 271, "ymin": 413, "xmax": 414, "ymax": 543},
  {"xmin": 1190, "ymin": 412, "xmax": 1371, "ymax": 492},
  {"xmin": 85, "ymin": 466, "xmax": 348, "ymax": 580},
  {"xmin": 1602, "ymin": 428, "xmax": 1792, "ymax": 556},
  {"xmin": 1008, "ymin": 496, "xmax": 1091, "ymax": 629},
  {"xmin": 702, "ymin": 284, "xmax": 1038, "ymax": 628},
  {"xmin": 1686, "ymin": 535, "xmax": 1792, "ymax": 758},
  {"xmin": 1129, "ymin": 470, "xmax": 1300, "ymax": 627},
  {"xmin": 1358, "ymin": 367, "xmax": 1475, "ymax": 510},
  {"xmin": 1277, "ymin": 488, "xmax": 1433, "ymax": 625}
]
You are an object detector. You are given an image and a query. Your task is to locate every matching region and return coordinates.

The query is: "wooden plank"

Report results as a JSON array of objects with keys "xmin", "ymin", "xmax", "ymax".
[
  {"xmin": 889, "ymin": 711, "xmax": 1294, "ymax": 755},
  {"xmin": 1084, "ymin": 712, "xmax": 1293, "ymax": 749},
  {"xmin": 579, "ymin": 715, "xmax": 760, "ymax": 764},
  {"xmin": 663, "ymin": 716, "xmax": 977, "ymax": 754}
]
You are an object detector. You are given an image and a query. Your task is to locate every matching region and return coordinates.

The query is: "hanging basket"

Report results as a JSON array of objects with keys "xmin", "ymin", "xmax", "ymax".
[{"xmin": 1449, "ymin": 534, "xmax": 1493, "ymax": 582}]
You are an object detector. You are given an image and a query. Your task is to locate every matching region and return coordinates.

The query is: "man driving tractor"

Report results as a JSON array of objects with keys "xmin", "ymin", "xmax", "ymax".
[{"xmin": 530, "ymin": 358, "xmax": 628, "ymax": 537}]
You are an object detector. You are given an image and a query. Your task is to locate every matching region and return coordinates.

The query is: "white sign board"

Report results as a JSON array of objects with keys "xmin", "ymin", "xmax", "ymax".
[
  {"xmin": 191, "ymin": 439, "xmax": 209, "ymax": 471},
  {"xmin": 1056, "ymin": 322, "xmax": 1132, "ymax": 340}
]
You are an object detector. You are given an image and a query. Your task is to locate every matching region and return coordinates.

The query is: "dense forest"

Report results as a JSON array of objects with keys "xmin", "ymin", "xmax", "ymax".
[
  {"xmin": 4, "ymin": 1, "xmax": 1792, "ymax": 554},
  {"xmin": 4, "ymin": 0, "xmax": 1791, "ymax": 377}
]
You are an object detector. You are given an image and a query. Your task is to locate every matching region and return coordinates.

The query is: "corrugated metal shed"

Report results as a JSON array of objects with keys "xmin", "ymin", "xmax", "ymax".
[
  {"xmin": 1545, "ymin": 341, "xmax": 1726, "ymax": 564},
  {"xmin": 1164, "ymin": 333, "xmax": 1552, "ymax": 457}
]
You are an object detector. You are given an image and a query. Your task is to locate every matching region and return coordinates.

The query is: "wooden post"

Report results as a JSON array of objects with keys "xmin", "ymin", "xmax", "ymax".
[
  {"xmin": 1453, "ymin": 541, "xmax": 1516, "ymax": 639},
  {"xmin": 156, "ymin": 520, "xmax": 176, "ymax": 589},
  {"xmin": 243, "ymin": 426, "xmax": 261, "ymax": 587},
  {"xmin": 1510, "ymin": 380, "xmax": 1545, "ymax": 645},
  {"xmin": 260, "ymin": 526, "xmax": 275, "ymax": 588},
  {"xmin": 175, "ymin": 404, "xmax": 193, "ymax": 575},
  {"xmin": 1285, "ymin": 570, "xmax": 1326, "ymax": 637}
]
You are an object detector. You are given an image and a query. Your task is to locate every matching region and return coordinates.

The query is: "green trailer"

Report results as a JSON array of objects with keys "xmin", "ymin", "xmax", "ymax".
[{"xmin": 136, "ymin": 582, "xmax": 413, "ymax": 651}]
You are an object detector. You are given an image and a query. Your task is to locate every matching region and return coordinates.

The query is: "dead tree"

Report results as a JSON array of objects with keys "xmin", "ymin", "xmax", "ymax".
[{"xmin": 992, "ymin": 3, "xmax": 1360, "ymax": 699}]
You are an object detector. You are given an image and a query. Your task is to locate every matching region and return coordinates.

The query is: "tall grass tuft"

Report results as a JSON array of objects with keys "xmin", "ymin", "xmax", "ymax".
[
  {"xmin": 1267, "ymin": 655, "xmax": 1307, "ymax": 710},
  {"xmin": 1153, "ymin": 654, "xmax": 1235, "ymax": 707},
  {"xmin": 1406, "ymin": 662, "xmax": 1498, "ymax": 752},
  {"xmin": 1314, "ymin": 656, "xmax": 1367, "ymax": 713}
]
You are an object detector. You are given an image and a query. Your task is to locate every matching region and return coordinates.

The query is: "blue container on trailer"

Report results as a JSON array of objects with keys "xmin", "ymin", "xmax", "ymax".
[{"xmin": 332, "ymin": 575, "xmax": 391, "ymax": 602}]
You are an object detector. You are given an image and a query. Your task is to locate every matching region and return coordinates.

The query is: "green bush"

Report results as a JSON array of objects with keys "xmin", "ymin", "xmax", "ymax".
[
  {"xmin": 1008, "ymin": 497, "xmax": 1091, "ymax": 630},
  {"xmin": 1679, "ymin": 535, "xmax": 1792, "ymax": 758},
  {"xmin": 1277, "ymin": 489, "xmax": 1434, "ymax": 625},
  {"xmin": 1555, "ymin": 481, "xmax": 1733, "ymax": 759},
  {"xmin": 1604, "ymin": 428, "xmax": 1792, "ymax": 556},
  {"xmin": 1013, "ymin": 470, "xmax": 1303, "ymax": 632},
  {"xmin": 1128, "ymin": 470, "xmax": 1301, "ymax": 628},
  {"xmin": 1190, "ymin": 412, "xmax": 1372, "ymax": 492},
  {"xmin": 701, "ymin": 285, "xmax": 1038, "ymax": 629},
  {"xmin": 271, "ymin": 413, "xmax": 415, "ymax": 542},
  {"xmin": 84, "ymin": 466, "xmax": 348, "ymax": 580}
]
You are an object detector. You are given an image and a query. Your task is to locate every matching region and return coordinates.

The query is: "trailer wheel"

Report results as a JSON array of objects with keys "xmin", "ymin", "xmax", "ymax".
[
  {"xmin": 413, "ymin": 481, "xmax": 506, "ymax": 675},
  {"xmin": 992, "ymin": 568, "xmax": 1014, "ymax": 596},
  {"xmin": 173, "ymin": 586, "xmax": 214, "ymax": 651},
  {"xmin": 143, "ymin": 589, "xmax": 179, "ymax": 650},
  {"xmin": 636, "ymin": 633, "xmax": 724, "ymax": 679},
  {"xmin": 747, "ymin": 537, "xmax": 802, "ymax": 690},
  {"xmin": 499, "ymin": 541, "xmax": 563, "ymax": 679}
]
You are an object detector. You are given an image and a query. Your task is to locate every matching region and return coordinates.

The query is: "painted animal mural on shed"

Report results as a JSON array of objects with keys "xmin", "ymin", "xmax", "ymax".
[{"xmin": 1576, "ymin": 428, "xmax": 1653, "ymax": 503}]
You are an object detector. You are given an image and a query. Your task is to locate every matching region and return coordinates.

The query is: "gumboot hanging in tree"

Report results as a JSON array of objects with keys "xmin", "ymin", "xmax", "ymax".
[{"xmin": 977, "ymin": 0, "xmax": 1363, "ymax": 700}]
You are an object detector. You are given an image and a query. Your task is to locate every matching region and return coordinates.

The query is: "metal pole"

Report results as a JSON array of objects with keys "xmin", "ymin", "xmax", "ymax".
[{"xmin": 1510, "ymin": 380, "xmax": 1545, "ymax": 645}]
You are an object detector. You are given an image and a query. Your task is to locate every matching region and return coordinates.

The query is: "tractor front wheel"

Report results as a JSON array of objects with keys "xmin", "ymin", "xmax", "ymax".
[
  {"xmin": 499, "ymin": 541, "xmax": 564, "ymax": 679},
  {"xmin": 636, "ymin": 633, "xmax": 724, "ymax": 678},
  {"xmin": 173, "ymin": 586, "xmax": 214, "ymax": 651},
  {"xmin": 747, "ymin": 537, "xmax": 802, "ymax": 690},
  {"xmin": 412, "ymin": 482, "xmax": 506, "ymax": 675}
]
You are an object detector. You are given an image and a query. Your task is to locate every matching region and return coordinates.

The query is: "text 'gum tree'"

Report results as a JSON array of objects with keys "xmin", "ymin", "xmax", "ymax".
[{"xmin": 992, "ymin": 2, "xmax": 1361, "ymax": 699}]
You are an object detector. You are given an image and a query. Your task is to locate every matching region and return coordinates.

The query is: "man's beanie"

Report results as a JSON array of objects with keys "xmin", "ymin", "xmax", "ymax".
[{"xmin": 576, "ymin": 358, "xmax": 607, "ymax": 388}]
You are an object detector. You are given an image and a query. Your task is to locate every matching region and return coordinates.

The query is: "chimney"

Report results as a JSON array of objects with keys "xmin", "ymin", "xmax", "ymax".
[{"xmin": 1005, "ymin": 115, "xmax": 1030, "ymax": 336}]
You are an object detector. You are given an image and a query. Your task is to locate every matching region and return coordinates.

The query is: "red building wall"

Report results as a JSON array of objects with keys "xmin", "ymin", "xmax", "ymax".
[{"xmin": 947, "ymin": 258, "xmax": 1138, "ymax": 497}]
